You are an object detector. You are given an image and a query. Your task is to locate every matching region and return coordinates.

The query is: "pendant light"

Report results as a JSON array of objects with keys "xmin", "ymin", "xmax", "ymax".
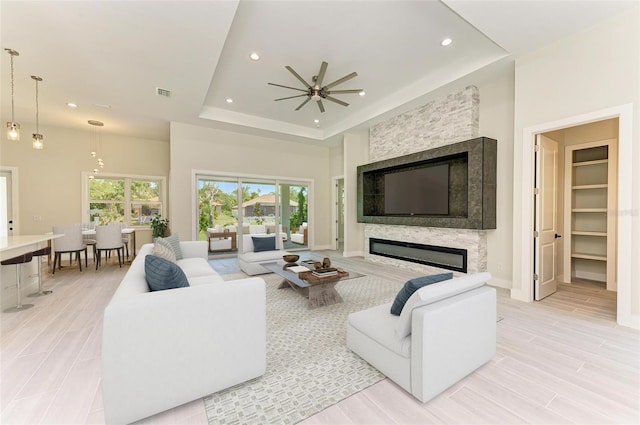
[
  {"xmin": 88, "ymin": 120, "xmax": 105, "ymax": 178},
  {"xmin": 5, "ymin": 48, "xmax": 20, "ymax": 141},
  {"xmin": 31, "ymin": 76, "xmax": 44, "ymax": 149}
]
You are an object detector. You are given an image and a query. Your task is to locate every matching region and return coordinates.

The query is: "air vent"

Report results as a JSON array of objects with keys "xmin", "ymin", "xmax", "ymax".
[{"xmin": 156, "ymin": 87, "xmax": 171, "ymax": 98}]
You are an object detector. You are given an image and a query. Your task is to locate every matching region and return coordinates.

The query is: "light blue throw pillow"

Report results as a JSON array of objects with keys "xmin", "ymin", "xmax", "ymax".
[
  {"xmin": 252, "ymin": 235, "xmax": 276, "ymax": 252},
  {"xmin": 157, "ymin": 234, "xmax": 183, "ymax": 260},
  {"xmin": 390, "ymin": 272, "xmax": 453, "ymax": 315},
  {"xmin": 145, "ymin": 255, "xmax": 189, "ymax": 292}
]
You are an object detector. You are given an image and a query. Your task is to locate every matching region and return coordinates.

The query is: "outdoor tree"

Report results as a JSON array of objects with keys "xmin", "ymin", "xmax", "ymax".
[
  {"xmin": 199, "ymin": 182, "xmax": 220, "ymax": 233},
  {"xmin": 254, "ymin": 201, "xmax": 264, "ymax": 224},
  {"xmin": 297, "ymin": 187, "xmax": 307, "ymax": 223}
]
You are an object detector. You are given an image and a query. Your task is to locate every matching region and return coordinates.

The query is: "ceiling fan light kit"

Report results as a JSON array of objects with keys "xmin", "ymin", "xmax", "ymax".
[{"xmin": 269, "ymin": 61, "xmax": 362, "ymax": 113}]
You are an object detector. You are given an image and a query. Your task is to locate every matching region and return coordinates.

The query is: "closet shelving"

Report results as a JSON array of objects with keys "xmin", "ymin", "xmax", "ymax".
[{"xmin": 564, "ymin": 140, "xmax": 617, "ymax": 290}]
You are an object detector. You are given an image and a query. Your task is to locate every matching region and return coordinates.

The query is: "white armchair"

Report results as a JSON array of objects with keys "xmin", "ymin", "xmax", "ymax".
[
  {"xmin": 291, "ymin": 222, "xmax": 308, "ymax": 245},
  {"xmin": 238, "ymin": 234, "xmax": 290, "ymax": 275},
  {"xmin": 347, "ymin": 272, "xmax": 496, "ymax": 403}
]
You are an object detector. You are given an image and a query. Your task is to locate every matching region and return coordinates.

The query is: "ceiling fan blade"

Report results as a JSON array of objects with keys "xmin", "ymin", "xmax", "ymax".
[
  {"xmin": 295, "ymin": 97, "xmax": 311, "ymax": 111},
  {"xmin": 286, "ymin": 66, "xmax": 311, "ymax": 88},
  {"xmin": 325, "ymin": 96, "xmax": 349, "ymax": 107},
  {"xmin": 316, "ymin": 61, "xmax": 328, "ymax": 87},
  {"xmin": 326, "ymin": 89, "xmax": 363, "ymax": 94},
  {"xmin": 268, "ymin": 82, "xmax": 308, "ymax": 93},
  {"xmin": 324, "ymin": 72, "xmax": 358, "ymax": 89},
  {"xmin": 275, "ymin": 94, "xmax": 308, "ymax": 101},
  {"xmin": 317, "ymin": 100, "xmax": 325, "ymax": 113}
]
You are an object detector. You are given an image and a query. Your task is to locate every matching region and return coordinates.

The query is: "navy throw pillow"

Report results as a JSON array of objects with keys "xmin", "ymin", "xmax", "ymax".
[
  {"xmin": 145, "ymin": 255, "xmax": 189, "ymax": 292},
  {"xmin": 252, "ymin": 235, "xmax": 276, "ymax": 252},
  {"xmin": 390, "ymin": 272, "xmax": 453, "ymax": 315}
]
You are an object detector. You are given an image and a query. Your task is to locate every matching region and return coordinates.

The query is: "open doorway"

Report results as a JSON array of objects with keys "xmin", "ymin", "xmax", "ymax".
[
  {"xmin": 0, "ymin": 167, "xmax": 18, "ymax": 237},
  {"xmin": 533, "ymin": 119, "xmax": 618, "ymax": 319},
  {"xmin": 521, "ymin": 104, "xmax": 634, "ymax": 327},
  {"xmin": 332, "ymin": 177, "xmax": 345, "ymax": 252}
]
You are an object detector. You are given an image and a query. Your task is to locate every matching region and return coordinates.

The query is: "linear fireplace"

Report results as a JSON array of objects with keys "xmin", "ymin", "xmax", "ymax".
[{"xmin": 369, "ymin": 238, "xmax": 467, "ymax": 273}]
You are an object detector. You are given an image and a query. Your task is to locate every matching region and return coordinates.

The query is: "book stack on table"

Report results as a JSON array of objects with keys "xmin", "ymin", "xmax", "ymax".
[{"xmin": 312, "ymin": 267, "xmax": 338, "ymax": 277}]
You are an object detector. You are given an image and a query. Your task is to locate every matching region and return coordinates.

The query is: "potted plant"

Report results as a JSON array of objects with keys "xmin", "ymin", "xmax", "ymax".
[{"xmin": 150, "ymin": 214, "xmax": 169, "ymax": 239}]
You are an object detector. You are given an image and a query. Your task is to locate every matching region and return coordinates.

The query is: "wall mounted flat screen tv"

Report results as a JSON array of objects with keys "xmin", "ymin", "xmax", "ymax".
[{"xmin": 384, "ymin": 163, "xmax": 449, "ymax": 215}]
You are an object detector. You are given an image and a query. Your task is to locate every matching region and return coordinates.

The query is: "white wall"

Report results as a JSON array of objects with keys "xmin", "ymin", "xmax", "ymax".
[
  {"xmin": 0, "ymin": 124, "xmax": 169, "ymax": 235},
  {"xmin": 478, "ymin": 70, "xmax": 515, "ymax": 287},
  {"xmin": 342, "ymin": 130, "xmax": 368, "ymax": 257},
  {"xmin": 169, "ymin": 122, "xmax": 333, "ymax": 248},
  {"xmin": 511, "ymin": 9, "xmax": 639, "ymax": 326}
]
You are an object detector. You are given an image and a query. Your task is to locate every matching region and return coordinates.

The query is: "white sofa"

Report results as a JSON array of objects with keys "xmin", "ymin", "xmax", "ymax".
[
  {"xmin": 347, "ymin": 272, "xmax": 496, "ymax": 403},
  {"xmin": 102, "ymin": 241, "xmax": 266, "ymax": 424},
  {"xmin": 237, "ymin": 233, "xmax": 290, "ymax": 275}
]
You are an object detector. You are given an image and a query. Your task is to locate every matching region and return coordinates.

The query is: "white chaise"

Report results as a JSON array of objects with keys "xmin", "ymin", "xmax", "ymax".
[{"xmin": 347, "ymin": 272, "xmax": 496, "ymax": 403}]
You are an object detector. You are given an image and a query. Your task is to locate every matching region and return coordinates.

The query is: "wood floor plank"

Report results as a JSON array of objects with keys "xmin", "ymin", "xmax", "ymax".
[
  {"xmin": 16, "ymin": 326, "xmax": 93, "ymax": 399},
  {"xmin": 1, "ymin": 252, "xmax": 638, "ymax": 425},
  {"xmin": 463, "ymin": 373, "xmax": 572, "ymax": 424}
]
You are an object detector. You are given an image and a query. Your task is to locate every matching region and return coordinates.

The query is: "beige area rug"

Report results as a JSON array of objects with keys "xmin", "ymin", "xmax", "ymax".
[{"xmin": 204, "ymin": 272, "xmax": 401, "ymax": 424}]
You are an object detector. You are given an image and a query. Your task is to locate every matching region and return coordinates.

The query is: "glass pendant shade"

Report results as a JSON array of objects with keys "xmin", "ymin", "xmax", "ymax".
[
  {"xmin": 32, "ymin": 133, "xmax": 44, "ymax": 149},
  {"xmin": 7, "ymin": 122, "xmax": 20, "ymax": 141}
]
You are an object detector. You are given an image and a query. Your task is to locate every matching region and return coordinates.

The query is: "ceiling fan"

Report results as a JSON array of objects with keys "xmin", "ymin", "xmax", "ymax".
[{"xmin": 268, "ymin": 61, "xmax": 362, "ymax": 113}]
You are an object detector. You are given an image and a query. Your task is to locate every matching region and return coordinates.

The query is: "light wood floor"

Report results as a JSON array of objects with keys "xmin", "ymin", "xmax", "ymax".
[{"xmin": 0, "ymin": 254, "xmax": 638, "ymax": 424}]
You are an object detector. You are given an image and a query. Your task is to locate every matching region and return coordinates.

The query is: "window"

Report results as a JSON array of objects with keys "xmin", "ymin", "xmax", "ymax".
[{"xmin": 84, "ymin": 173, "xmax": 165, "ymax": 226}]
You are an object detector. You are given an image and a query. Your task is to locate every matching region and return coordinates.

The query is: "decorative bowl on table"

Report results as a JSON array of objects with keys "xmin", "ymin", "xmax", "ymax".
[{"xmin": 283, "ymin": 254, "xmax": 300, "ymax": 263}]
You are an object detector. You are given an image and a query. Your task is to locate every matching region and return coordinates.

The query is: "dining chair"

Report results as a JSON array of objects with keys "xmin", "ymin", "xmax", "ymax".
[
  {"xmin": 120, "ymin": 222, "xmax": 130, "ymax": 259},
  {"xmin": 52, "ymin": 224, "xmax": 88, "ymax": 274},
  {"xmin": 95, "ymin": 223, "xmax": 125, "ymax": 269},
  {"xmin": 82, "ymin": 222, "xmax": 97, "ymax": 260}
]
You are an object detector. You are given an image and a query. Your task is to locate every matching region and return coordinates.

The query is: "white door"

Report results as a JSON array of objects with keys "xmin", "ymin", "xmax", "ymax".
[
  {"xmin": 0, "ymin": 170, "xmax": 14, "ymax": 237},
  {"xmin": 534, "ymin": 135, "xmax": 559, "ymax": 300}
]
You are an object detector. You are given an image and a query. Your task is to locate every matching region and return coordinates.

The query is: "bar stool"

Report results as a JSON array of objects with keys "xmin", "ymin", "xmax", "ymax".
[
  {"xmin": 1, "ymin": 252, "xmax": 34, "ymax": 312},
  {"xmin": 28, "ymin": 247, "xmax": 53, "ymax": 297}
]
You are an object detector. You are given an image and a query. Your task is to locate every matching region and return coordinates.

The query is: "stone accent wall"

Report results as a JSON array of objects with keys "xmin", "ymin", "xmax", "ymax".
[
  {"xmin": 365, "ymin": 85, "xmax": 488, "ymax": 273},
  {"xmin": 369, "ymin": 86, "xmax": 479, "ymax": 161}
]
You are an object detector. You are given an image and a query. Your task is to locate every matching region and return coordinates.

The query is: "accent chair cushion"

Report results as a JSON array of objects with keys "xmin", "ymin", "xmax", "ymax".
[
  {"xmin": 152, "ymin": 241, "xmax": 176, "ymax": 263},
  {"xmin": 252, "ymin": 235, "xmax": 276, "ymax": 252},
  {"xmin": 390, "ymin": 273, "xmax": 453, "ymax": 316},
  {"xmin": 145, "ymin": 255, "xmax": 189, "ymax": 292},
  {"xmin": 395, "ymin": 272, "xmax": 490, "ymax": 338}
]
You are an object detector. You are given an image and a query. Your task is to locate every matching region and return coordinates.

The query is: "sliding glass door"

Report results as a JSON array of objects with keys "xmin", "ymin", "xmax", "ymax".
[{"xmin": 196, "ymin": 174, "xmax": 310, "ymax": 255}]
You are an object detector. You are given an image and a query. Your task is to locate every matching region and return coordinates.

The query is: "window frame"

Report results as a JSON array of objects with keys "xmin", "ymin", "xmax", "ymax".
[{"xmin": 82, "ymin": 172, "xmax": 166, "ymax": 227}]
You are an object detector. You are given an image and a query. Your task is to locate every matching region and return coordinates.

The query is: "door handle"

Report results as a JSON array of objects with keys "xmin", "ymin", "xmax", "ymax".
[{"xmin": 554, "ymin": 234, "xmax": 562, "ymax": 239}]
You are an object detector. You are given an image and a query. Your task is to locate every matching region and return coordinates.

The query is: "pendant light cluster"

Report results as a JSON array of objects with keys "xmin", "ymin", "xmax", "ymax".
[
  {"xmin": 4, "ymin": 48, "xmax": 47, "ymax": 149},
  {"xmin": 87, "ymin": 120, "xmax": 105, "ymax": 179}
]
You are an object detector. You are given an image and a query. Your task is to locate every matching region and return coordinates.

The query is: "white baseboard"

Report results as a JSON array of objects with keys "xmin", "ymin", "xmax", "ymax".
[
  {"xmin": 618, "ymin": 313, "xmax": 640, "ymax": 330},
  {"xmin": 343, "ymin": 250, "xmax": 364, "ymax": 258},
  {"xmin": 488, "ymin": 277, "xmax": 511, "ymax": 289}
]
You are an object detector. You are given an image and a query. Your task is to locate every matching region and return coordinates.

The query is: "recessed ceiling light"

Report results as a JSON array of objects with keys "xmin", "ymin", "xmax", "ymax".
[
  {"xmin": 226, "ymin": 98, "xmax": 233, "ymax": 103},
  {"xmin": 314, "ymin": 119, "xmax": 319, "ymax": 123},
  {"xmin": 441, "ymin": 38, "xmax": 453, "ymax": 47},
  {"xmin": 250, "ymin": 52, "xmax": 260, "ymax": 61},
  {"xmin": 94, "ymin": 103, "xmax": 111, "ymax": 109},
  {"xmin": 359, "ymin": 91, "xmax": 366, "ymax": 96},
  {"xmin": 67, "ymin": 102, "xmax": 78, "ymax": 108}
]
